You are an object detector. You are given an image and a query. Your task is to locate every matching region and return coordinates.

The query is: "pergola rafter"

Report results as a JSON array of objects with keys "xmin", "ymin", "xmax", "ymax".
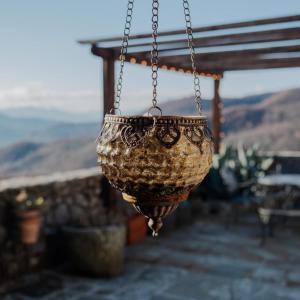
[
  {"xmin": 88, "ymin": 27, "xmax": 300, "ymax": 55},
  {"xmin": 79, "ymin": 14, "xmax": 300, "ymax": 45}
]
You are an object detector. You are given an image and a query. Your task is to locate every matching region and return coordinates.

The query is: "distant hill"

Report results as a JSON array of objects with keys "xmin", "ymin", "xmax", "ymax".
[
  {"xmin": 1, "ymin": 107, "xmax": 100, "ymax": 123},
  {"xmin": 0, "ymin": 92, "xmax": 273, "ymax": 147},
  {"xmin": 0, "ymin": 139, "xmax": 97, "ymax": 179},
  {"xmin": 157, "ymin": 92, "xmax": 273, "ymax": 115},
  {"xmin": 158, "ymin": 89, "xmax": 300, "ymax": 150},
  {"xmin": 0, "ymin": 88, "xmax": 299, "ymax": 178},
  {"xmin": 223, "ymin": 89, "xmax": 300, "ymax": 150},
  {"xmin": 0, "ymin": 114, "xmax": 99, "ymax": 147},
  {"xmin": 0, "ymin": 114, "xmax": 56, "ymax": 146}
]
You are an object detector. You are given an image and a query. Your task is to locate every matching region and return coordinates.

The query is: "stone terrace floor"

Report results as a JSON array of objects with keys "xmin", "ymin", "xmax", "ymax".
[{"xmin": 4, "ymin": 220, "xmax": 300, "ymax": 300}]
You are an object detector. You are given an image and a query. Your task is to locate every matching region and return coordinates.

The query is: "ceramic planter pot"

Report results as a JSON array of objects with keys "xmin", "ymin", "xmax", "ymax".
[
  {"xmin": 15, "ymin": 209, "xmax": 42, "ymax": 245},
  {"xmin": 97, "ymin": 114, "xmax": 213, "ymax": 235},
  {"xmin": 63, "ymin": 225, "xmax": 126, "ymax": 277}
]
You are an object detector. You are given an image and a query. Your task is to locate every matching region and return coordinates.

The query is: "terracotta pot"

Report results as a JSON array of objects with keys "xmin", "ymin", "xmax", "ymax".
[
  {"xmin": 15, "ymin": 209, "xmax": 42, "ymax": 245},
  {"xmin": 97, "ymin": 115, "xmax": 213, "ymax": 235},
  {"xmin": 127, "ymin": 214, "xmax": 148, "ymax": 244}
]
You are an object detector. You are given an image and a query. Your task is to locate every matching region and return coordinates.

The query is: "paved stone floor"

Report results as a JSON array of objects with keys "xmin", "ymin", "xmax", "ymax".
[{"xmin": 4, "ymin": 220, "xmax": 300, "ymax": 300}]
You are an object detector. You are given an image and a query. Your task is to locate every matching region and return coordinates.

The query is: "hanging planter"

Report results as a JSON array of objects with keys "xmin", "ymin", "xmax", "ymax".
[{"xmin": 97, "ymin": 0, "xmax": 213, "ymax": 236}]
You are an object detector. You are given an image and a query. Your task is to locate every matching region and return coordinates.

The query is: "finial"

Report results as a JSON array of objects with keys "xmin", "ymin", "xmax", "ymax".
[{"xmin": 148, "ymin": 218, "xmax": 163, "ymax": 237}]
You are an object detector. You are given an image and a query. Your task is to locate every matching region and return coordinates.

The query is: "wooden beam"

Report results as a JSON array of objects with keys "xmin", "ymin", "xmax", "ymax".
[
  {"xmin": 101, "ymin": 54, "xmax": 115, "ymax": 208},
  {"xmin": 100, "ymin": 27, "xmax": 300, "ymax": 54},
  {"xmin": 213, "ymin": 79, "xmax": 222, "ymax": 154},
  {"xmin": 160, "ymin": 45, "xmax": 300, "ymax": 64},
  {"xmin": 93, "ymin": 44, "xmax": 300, "ymax": 73},
  {"xmin": 157, "ymin": 45, "xmax": 300, "ymax": 70},
  {"xmin": 102, "ymin": 55, "xmax": 115, "ymax": 118},
  {"xmin": 219, "ymin": 58, "xmax": 300, "ymax": 71},
  {"xmin": 92, "ymin": 45, "xmax": 116, "ymax": 59},
  {"xmin": 178, "ymin": 57, "xmax": 300, "ymax": 72},
  {"xmin": 79, "ymin": 14, "xmax": 300, "ymax": 45},
  {"xmin": 92, "ymin": 46, "xmax": 222, "ymax": 77}
]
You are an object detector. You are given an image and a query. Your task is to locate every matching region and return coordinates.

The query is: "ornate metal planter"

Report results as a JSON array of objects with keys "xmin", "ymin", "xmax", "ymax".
[
  {"xmin": 92, "ymin": 0, "xmax": 215, "ymax": 236},
  {"xmin": 97, "ymin": 114, "xmax": 213, "ymax": 235}
]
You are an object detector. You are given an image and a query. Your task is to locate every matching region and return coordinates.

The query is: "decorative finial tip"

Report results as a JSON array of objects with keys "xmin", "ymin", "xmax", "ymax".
[
  {"xmin": 152, "ymin": 231, "xmax": 159, "ymax": 237},
  {"xmin": 148, "ymin": 218, "xmax": 163, "ymax": 238}
]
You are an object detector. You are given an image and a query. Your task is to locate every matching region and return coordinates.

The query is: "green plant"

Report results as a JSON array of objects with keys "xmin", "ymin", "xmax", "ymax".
[
  {"xmin": 14, "ymin": 190, "xmax": 45, "ymax": 212},
  {"xmin": 197, "ymin": 144, "xmax": 274, "ymax": 199},
  {"xmin": 235, "ymin": 143, "xmax": 273, "ymax": 182}
]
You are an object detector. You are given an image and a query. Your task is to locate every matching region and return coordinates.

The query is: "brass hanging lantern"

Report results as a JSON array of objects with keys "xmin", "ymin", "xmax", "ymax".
[{"xmin": 97, "ymin": 0, "xmax": 213, "ymax": 236}]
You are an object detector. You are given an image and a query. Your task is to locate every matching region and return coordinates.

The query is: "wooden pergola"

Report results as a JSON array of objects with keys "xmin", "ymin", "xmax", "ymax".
[{"xmin": 79, "ymin": 14, "xmax": 300, "ymax": 153}]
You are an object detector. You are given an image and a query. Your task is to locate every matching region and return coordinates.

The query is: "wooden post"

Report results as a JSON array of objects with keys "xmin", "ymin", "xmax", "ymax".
[
  {"xmin": 102, "ymin": 54, "xmax": 115, "ymax": 208},
  {"xmin": 212, "ymin": 78, "xmax": 222, "ymax": 154},
  {"xmin": 102, "ymin": 55, "xmax": 115, "ymax": 119}
]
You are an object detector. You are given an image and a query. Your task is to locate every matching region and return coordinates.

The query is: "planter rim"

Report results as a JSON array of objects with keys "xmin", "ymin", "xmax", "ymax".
[
  {"xmin": 62, "ymin": 224, "xmax": 125, "ymax": 234},
  {"xmin": 104, "ymin": 114, "xmax": 208, "ymax": 126},
  {"xmin": 15, "ymin": 209, "xmax": 41, "ymax": 219}
]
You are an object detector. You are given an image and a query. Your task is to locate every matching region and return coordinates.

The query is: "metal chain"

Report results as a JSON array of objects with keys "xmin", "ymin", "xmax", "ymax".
[
  {"xmin": 115, "ymin": 0, "xmax": 200, "ymax": 116},
  {"xmin": 114, "ymin": 0, "xmax": 135, "ymax": 114},
  {"xmin": 182, "ymin": 0, "xmax": 202, "ymax": 115},
  {"xmin": 151, "ymin": 0, "xmax": 160, "ymax": 110}
]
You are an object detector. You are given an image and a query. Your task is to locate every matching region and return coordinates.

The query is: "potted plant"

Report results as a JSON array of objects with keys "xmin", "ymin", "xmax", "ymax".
[
  {"xmin": 63, "ymin": 208, "xmax": 126, "ymax": 277},
  {"xmin": 197, "ymin": 144, "xmax": 274, "ymax": 200},
  {"xmin": 14, "ymin": 190, "xmax": 44, "ymax": 245}
]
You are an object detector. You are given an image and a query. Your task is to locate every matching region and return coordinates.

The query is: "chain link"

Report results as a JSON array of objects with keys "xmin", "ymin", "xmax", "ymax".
[
  {"xmin": 114, "ymin": 0, "xmax": 135, "ymax": 114},
  {"xmin": 151, "ymin": 0, "xmax": 159, "ymax": 110},
  {"xmin": 182, "ymin": 0, "xmax": 202, "ymax": 115}
]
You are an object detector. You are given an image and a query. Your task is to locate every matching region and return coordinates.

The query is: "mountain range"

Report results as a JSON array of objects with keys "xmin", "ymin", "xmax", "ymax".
[{"xmin": 0, "ymin": 88, "xmax": 299, "ymax": 178}]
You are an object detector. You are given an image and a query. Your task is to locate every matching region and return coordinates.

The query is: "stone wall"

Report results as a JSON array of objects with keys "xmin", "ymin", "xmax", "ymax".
[
  {"xmin": 0, "ymin": 168, "xmax": 126, "ymax": 286},
  {"xmin": 1, "ymin": 152, "xmax": 299, "ymax": 287}
]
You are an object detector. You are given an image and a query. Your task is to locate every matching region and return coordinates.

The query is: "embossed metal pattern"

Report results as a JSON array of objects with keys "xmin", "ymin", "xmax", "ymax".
[{"xmin": 97, "ymin": 114, "xmax": 213, "ymax": 235}]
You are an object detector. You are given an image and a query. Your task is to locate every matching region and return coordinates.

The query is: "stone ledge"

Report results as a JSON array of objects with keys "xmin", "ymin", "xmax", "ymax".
[{"xmin": 0, "ymin": 167, "xmax": 101, "ymax": 193}]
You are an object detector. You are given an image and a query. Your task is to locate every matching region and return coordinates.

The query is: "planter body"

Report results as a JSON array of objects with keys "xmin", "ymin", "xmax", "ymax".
[
  {"xmin": 63, "ymin": 225, "xmax": 126, "ymax": 277},
  {"xmin": 15, "ymin": 209, "xmax": 42, "ymax": 245},
  {"xmin": 97, "ymin": 115, "xmax": 213, "ymax": 235},
  {"xmin": 127, "ymin": 214, "xmax": 148, "ymax": 244}
]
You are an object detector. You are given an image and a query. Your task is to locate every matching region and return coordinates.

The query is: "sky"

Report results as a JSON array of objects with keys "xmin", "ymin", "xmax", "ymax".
[{"xmin": 0, "ymin": 0, "xmax": 299, "ymax": 117}]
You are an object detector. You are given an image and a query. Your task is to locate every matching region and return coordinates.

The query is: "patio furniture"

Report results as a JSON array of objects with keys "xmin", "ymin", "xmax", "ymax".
[{"xmin": 256, "ymin": 174, "xmax": 300, "ymax": 244}]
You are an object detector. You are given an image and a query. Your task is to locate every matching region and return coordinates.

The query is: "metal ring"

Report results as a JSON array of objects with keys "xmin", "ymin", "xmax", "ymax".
[
  {"xmin": 147, "ymin": 106, "xmax": 163, "ymax": 117},
  {"xmin": 110, "ymin": 108, "xmax": 122, "ymax": 115}
]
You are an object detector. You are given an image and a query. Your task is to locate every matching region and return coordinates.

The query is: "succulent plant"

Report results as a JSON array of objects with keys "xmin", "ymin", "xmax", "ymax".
[
  {"xmin": 197, "ymin": 144, "xmax": 274, "ymax": 199},
  {"xmin": 14, "ymin": 190, "xmax": 45, "ymax": 212}
]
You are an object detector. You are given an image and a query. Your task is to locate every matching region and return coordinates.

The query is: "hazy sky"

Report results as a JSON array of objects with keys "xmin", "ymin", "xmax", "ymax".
[{"xmin": 0, "ymin": 0, "xmax": 299, "ymax": 115}]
